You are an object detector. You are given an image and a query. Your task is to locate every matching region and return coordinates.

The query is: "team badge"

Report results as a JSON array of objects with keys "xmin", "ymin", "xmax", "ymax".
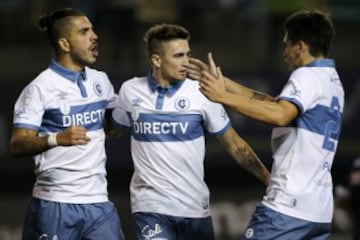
[
  {"xmin": 59, "ymin": 99, "xmax": 71, "ymax": 115},
  {"xmin": 93, "ymin": 81, "xmax": 103, "ymax": 96},
  {"xmin": 131, "ymin": 105, "xmax": 140, "ymax": 121},
  {"xmin": 175, "ymin": 97, "xmax": 190, "ymax": 111},
  {"xmin": 131, "ymin": 98, "xmax": 142, "ymax": 122}
]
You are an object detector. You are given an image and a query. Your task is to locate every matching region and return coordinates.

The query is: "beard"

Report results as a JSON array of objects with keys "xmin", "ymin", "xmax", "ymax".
[{"xmin": 71, "ymin": 48, "xmax": 96, "ymax": 67}]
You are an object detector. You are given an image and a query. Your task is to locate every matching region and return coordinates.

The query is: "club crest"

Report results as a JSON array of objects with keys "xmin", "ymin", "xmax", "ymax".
[
  {"xmin": 93, "ymin": 81, "xmax": 103, "ymax": 96},
  {"xmin": 175, "ymin": 97, "xmax": 190, "ymax": 111}
]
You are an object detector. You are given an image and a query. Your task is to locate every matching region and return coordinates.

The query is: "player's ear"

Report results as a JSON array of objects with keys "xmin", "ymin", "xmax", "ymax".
[
  {"xmin": 58, "ymin": 38, "xmax": 70, "ymax": 52},
  {"xmin": 151, "ymin": 54, "xmax": 161, "ymax": 68},
  {"xmin": 297, "ymin": 40, "xmax": 308, "ymax": 56}
]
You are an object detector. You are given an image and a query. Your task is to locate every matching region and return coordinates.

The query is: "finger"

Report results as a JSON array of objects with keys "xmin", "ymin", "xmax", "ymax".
[
  {"xmin": 185, "ymin": 65, "xmax": 200, "ymax": 74},
  {"xmin": 73, "ymin": 134, "xmax": 91, "ymax": 144},
  {"xmin": 68, "ymin": 126, "xmax": 86, "ymax": 134},
  {"xmin": 208, "ymin": 52, "xmax": 217, "ymax": 77},
  {"xmin": 199, "ymin": 87, "xmax": 208, "ymax": 96},
  {"xmin": 68, "ymin": 127, "xmax": 90, "ymax": 141},
  {"xmin": 76, "ymin": 132, "xmax": 90, "ymax": 141},
  {"xmin": 199, "ymin": 87, "xmax": 212, "ymax": 101},
  {"xmin": 77, "ymin": 139, "xmax": 90, "ymax": 145},
  {"xmin": 189, "ymin": 57, "xmax": 203, "ymax": 67},
  {"xmin": 201, "ymin": 70, "xmax": 215, "ymax": 81},
  {"xmin": 184, "ymin": 62, "xmax": 200, "ymax": 72},
  {"xmin": 199, "ymin": 76, "xmax": 212, "ymax": 86},
  {"xmin": 189, "ymin": 57, "xmax": 209, "ymax": 71},
  {"xmin": 217, "ymin": 66, "xmax": 223, "ymax": 80},
  {"xmin": 185, "ymin": 62, "xmax": 202, "ymax": 81},
  {"xmin": 187, "ymin": 70, "xmax": 201, "ymax": 81}
]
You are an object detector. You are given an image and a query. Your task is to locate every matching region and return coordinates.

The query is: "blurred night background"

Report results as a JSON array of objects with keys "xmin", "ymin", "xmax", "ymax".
[{"xmin": 0, "ymin": 0, "xmax": 359, "ymax": 239}]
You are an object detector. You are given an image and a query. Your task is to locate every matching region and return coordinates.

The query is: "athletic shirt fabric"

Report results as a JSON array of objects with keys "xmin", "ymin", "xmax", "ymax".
[
  {"xmin": 262, "ymin": 59, "xmax": 345, "ymax": 223},
  {"xmin": 12, "ymin": 60, "xmax": 117, "ymax": 203},
  {"xmin": 112, "ymin": 75, "xmax": 231, "ymax": 218}
]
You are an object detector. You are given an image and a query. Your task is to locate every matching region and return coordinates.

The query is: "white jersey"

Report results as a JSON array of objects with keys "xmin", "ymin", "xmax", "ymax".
[
  {"xmin": 13, "ymin": 60, "xmax": 117, "ymax": 203},
  {"xmin": 262, "ymin": 59, "xmax": 344, "ymax": 223},
  {"xmin": 112, "ymin": 75, "xmax": 230, "ymax": 218}
]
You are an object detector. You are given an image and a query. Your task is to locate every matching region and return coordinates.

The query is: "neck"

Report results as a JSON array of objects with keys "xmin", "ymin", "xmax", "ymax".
[
  {"xmin": 152, "ymin": 71, "xmax": 170, "ymax": 88},
  {"xmin": 301, "ymin": 53, "xmax": 325, "ymax": 66},
  {"xmin": 55, "ymin": 55, "xmax": 84, "ymax": 72}
]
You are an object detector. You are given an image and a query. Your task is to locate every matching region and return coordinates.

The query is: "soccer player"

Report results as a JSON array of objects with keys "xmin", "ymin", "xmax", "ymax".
[
  {"xmin": 187, "ymin": 10, "xmax": 344, "ymax": 239},
  {"xmin": 9, "ymin": 8, "xmax": 124, "ymax": 240},
  {"xmin": 111, "ymin": 23, "xmax": 270, "ymax": 240}
]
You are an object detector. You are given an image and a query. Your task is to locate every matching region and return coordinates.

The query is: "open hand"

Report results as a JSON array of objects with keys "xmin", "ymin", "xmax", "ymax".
[
  {"xmin": 200, "ymin": 66, "xmax": 227, "ymax": 103},
  {"xmin": 186, "ymin": 52, "xmax": 218, "ymax": 80}
]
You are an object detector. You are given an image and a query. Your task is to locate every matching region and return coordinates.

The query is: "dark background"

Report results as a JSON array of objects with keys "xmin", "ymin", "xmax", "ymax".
[{"xmin": 0, "ymin": 0, "xmax": 359, "ymax": 239}]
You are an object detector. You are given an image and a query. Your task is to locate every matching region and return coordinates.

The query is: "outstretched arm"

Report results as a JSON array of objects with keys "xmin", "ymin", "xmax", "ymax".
[
  {"xmin": 186, "ymin": 52, "xmax": 274, "ymax": 101},
  {"xmin": 201, "ymin": 68, "xmax": 298, "ymax": 126},
  {"xmin": 9, "ymin": 126, "xmax": 90, "ymax": 156},
  {"xmin": 217, "ymin": 127, "xmax": 270, "ymax": 186},
  {"xmin": 187, "ymin": 52, "xmax": 298, "ymax": 125}
]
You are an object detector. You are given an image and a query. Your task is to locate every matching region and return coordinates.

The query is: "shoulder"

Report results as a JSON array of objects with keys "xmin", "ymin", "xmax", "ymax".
[
  {"xmin": 121, "ymin": 76, "xmax": 147, "ymax": 89},
  {"xmin": 184, "ymin": 78, "xmax": 200, "ymax": 87},
  {"xmin": 289, "ymin": 66, "xmax": 312, "ymax": 80},
  {"xmin": 179, "ymin": 78, "xmax": 201, "ymax": 92},
  {"xmin": 85, "ymin": 67, "xmax": 116, "ymax": 91},
  {"xmin": 28, "ymin": 68, "xmax": 58, "ymax": 88},
  {"xmin": 182, "ymin": 78, "xmax": 206, "ymax": 99},
  {"xmin": 85, "ymin": 66, "xmax": 109, "ymax": 80}
]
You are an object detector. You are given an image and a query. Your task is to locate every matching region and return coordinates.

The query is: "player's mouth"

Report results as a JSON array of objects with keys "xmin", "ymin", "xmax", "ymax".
[
  {"xmin": 179, "ymin": 69, "xmax": 187, "ymax": 76},
  {"xmin": 90, "ymin": 43, "xmax": 99, "ymax": 57}
]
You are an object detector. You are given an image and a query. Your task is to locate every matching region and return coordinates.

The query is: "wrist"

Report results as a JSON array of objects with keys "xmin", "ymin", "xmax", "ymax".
[{"xmin": 47, "ymin": 133, "xmax": 58, "ymax": 147}]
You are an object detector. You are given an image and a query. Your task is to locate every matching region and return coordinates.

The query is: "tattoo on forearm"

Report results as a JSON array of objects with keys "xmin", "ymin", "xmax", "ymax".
[
  {"xmin": 235, "ymin": 147, "xmax": 268, "ymax": 184},
  {"xmin": 251, "ymin": 91, "xmax": 274, "ymax": 101}
]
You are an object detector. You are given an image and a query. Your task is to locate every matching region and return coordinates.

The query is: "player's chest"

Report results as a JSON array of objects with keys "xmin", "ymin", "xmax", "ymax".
[{"xmin": 125, "ymin": 89, "xmax": 203, "ymax": 113}]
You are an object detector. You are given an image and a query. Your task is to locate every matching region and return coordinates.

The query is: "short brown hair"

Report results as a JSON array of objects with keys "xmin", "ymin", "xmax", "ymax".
[{"xmin": 144, "ymin": 23, "xmax": 190, "ymax": 57}]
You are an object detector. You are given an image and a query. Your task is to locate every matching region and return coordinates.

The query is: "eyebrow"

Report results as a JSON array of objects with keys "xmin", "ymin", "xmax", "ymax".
[{"xmin": 77, "ymin": 26, "xmax": 91, "ymax": 33}]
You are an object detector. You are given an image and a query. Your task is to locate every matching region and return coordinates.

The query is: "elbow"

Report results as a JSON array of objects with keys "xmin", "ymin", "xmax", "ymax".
[
  {"xmin": 272, "ymin": 118, "xmax": 290, "ymax": 127},
  {"xmin": 9, "ymin": 144, "xmax": 22, "ymax": 157},
  {"xmin": 270, "ymin": 112, "xmax": 292, "ymax": 127},
  {"xmin": 270, "ymin": 101, "xmax": 298, "ymax": 127},
  {"xmin": 9, "ymin": 141, "xmax": 26, "ymax": 157}
]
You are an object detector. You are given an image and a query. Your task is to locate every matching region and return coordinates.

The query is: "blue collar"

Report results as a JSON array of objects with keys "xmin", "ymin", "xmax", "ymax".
[
  {"xmin": 304, "ymin": 58, "xmax": 335, "ymax": 68},
  {"xmin": 49, "ymin": 59, "xmax": 86, "ymax": 82},
  {"xmin": 147, "ymin": 72, "xmax": 184, "ymax": 97}
]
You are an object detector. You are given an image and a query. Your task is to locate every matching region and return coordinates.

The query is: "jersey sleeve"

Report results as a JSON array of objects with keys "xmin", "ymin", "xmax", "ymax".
[
  {"xmin": 13, "ymin": 83, "xmax": 44, "ymax": 131},
  {"xmin": 112, "ymin": 82, "xmax": 131, "ymax": 127},
  {"xmin": 101, "ymin": 72, "xmax": 118, "ymax": 109},
  {"xmin": 202, "ymin": 99, "xmax": 231, "ymax": 136},
  {"xmin": 278, "ymin": 68, "xmax": 318, "ymax": 113}
]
